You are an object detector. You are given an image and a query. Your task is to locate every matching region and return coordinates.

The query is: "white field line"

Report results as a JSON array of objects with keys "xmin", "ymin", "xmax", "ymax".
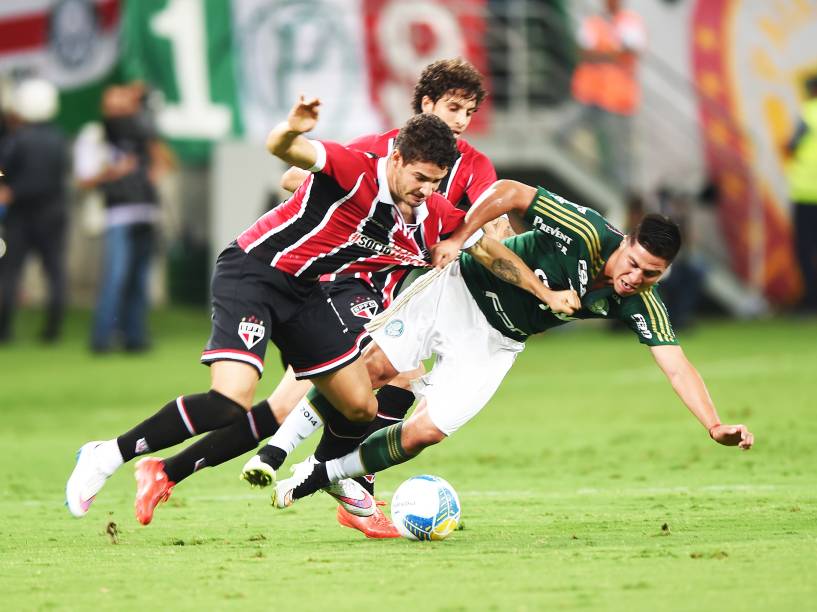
[{"xmin": 28, "ymin": 483, "xmax": 810, "ymax": 507}]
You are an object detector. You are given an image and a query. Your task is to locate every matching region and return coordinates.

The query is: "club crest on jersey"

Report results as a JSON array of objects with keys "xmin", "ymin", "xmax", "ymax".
[
  {"xmin": 350, "ymin": 297, "xmax": 379, "ymax": 320},
  {"xmin": 588, "ymin": 298, "xmax": 609, "ymax": 316},
  {"xmin": 385, "ymin": 319, "xmax": 404, "ymax": 337},
  {"xmin": 238, "ymin": 316, "xmax": 266, "ymax": 350}
]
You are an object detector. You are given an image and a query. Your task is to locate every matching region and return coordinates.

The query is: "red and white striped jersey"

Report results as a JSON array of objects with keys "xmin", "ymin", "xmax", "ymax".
[
  {"xmin": 347, "ymin": 129, "xmax": 497, "ymax": 211},
  {"xmin": 331, "ymin": 129, "xmax": 497, "ymax": 306},
  {"xmin": 236, "ymin": 140, "xmax": 466, "ymax": 279}
]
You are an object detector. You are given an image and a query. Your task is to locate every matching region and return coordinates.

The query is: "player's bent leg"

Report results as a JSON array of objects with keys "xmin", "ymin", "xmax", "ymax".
[
  {"xmin": 312, "ymin": 358, "xmax": 378, "ymax": 423},
  {"xmin": 362, "ymin": 341, "xmax": 401, "ymax": 388},
  {"xmin": 210, "ymin": 360, "xmax": 260, "ymax": 409}
]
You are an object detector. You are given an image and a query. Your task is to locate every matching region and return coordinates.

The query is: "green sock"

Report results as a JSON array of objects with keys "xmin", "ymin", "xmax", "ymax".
[{"xmin": 359, "ymin": 423, "xmax": 413, "ymax": 473}]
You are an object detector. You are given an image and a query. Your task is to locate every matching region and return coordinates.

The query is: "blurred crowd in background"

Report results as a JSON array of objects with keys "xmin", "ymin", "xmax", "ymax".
[{"xmin": 0, "ymin": 0, "xmax": 815, "ymax": 351}]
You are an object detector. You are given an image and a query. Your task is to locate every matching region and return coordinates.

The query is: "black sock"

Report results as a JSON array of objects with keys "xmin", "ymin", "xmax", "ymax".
[
  {"xmin": 366, "ymin": 385, "xmax": 415, "ymax": 436},
  {"xmin": 162, "ymin": 401, "xmax": 280, "ymax": 484},
  {"xmin": 352, "ymin": 385, "xmax": 414, "ymax": 495},
  {"xmin": 313, "ymin": 403, "xmax": 372, "ymax": 462},
  {"xmin": 116, "ymin": 391, "xmax": 245, "ymax": 462},
  {"xmin": 292, "ymin": 463, "xmax": 330, "ymax": 500},
  {"xmin": 258, "ymin": 444, "xmax": 289, "ymax": 470}
]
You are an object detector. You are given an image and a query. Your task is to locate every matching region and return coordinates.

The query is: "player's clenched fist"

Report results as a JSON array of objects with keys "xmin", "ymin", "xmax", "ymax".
[{"xmin": 545, "ymin": 289, "xmax": 581, "ymax": 315}]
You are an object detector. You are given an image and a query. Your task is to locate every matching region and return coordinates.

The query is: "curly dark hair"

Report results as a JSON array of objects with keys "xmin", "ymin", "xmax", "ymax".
[
  {"xmin": 394, "ymin": 114, "xmax": 458, "ymax": 170},
  {"xmin": 632, "ymin": 214, "xmax": 682, "ymax": 262},
  {"xmin": 411, "ymin": 57, "xmax": 487, "ymax": 114}
]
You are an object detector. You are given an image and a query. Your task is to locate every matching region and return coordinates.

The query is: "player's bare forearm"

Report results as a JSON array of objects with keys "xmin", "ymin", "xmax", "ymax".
[
  {"xmin": 265, "ymin": 125, "xmax": 315, "ymax": 169},
  {"xmin": 266, "ymin": 96, "xmax": 320, "ymax": 169},
  {"xmin": 481, "ymin": 216, "xmax": 515, "ymax": 241},
  {"xmin": 650, "ymin": 345, "xmax": 753, "ymax": 449},
  {"xmin": 465, "ymin": 236, "xmax": 579, "ymax": 315},
  {"xmin": 452, "ymin": 180, "xmax": 534, "ymax": 246}
]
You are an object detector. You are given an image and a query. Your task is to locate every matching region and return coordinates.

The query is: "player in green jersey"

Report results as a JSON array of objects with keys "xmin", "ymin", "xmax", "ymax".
[{"xmin": 268, "ymin": 180, "xmax": 753, "ymax": 509}]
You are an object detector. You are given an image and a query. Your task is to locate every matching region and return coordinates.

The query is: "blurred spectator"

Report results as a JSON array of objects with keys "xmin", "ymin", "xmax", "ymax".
[
  {"xmin": 0, "ymin": 78, "xmax": 70, "ymax": 344},
  {"xmin": 784, "ymin": 75, "xmax": 817, "ymax": 314},
  {"xmin": 74, "ymin": 81, "xmax": 173, "ymax": 352},
  {"xmin": 558, "ymin": 0, "xmax": 646, "ymax": 190}
]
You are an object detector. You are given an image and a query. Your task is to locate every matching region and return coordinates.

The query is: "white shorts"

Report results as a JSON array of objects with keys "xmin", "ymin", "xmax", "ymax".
[{"xmin": 367, "ymin": 261, "xmax": 525, "ymax": 436}]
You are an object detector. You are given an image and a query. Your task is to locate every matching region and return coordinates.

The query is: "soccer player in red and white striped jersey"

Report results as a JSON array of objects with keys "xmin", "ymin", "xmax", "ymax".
[{"xmin": 242, "ymin": 59, "xmax": 511, "ymax": 537}]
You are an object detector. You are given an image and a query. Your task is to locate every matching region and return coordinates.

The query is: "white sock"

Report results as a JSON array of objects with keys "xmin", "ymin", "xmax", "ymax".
[
  {"xmin": 326, "ymin": 451, "xmax": 366, "ymax": 483},
  {"xmin": 97, "ymin": 439, "xmax": 124, "ymax": 475},
  {"xmin": 266, "ymin": 398, "xmax": 324, "ymax": 455}
]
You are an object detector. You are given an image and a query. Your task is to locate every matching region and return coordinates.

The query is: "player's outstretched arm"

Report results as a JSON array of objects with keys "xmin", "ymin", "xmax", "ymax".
[
  {"xmin": 465, "ymin": 236, "xmax": 581, "ymax": 316},
  {"xmin": 650, "ymin": 345, "xmax": 754, "ymax": 449},
  {"xmin": 266, "ymin": 96, "xmax": 321, "ymax": 170},
  {"xmin": 431, "ymin": 180, "xmax": 536, "ymax": 268}
]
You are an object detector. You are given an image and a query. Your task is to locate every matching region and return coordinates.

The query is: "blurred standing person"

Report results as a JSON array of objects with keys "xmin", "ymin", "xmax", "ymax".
[
  {"xmin": 75, "ymin": 82, "xmax": 172, "ymax": 352},
  {"xmin": 560, "ymin": 0, "xmax": 646, "ymax": 191},
  {"xmin": 784, "ymin": 75, "xmax": 817, "ymax": 314},
  {"xmin": 0, "ymin": 79, "xmax": 70, "ymax": 344}
]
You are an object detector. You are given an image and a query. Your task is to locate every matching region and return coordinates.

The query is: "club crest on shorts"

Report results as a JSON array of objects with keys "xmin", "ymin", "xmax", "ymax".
[
  {"xmin": 238, "ymin": 316, "xmax": 265, "ymax": 350},
  {"xmin": 350, "ymin": 296, "xmax": 379, "ymax": 319},
  {"xmin": 385, "ymin": 319, "xmax": 404, "ymax": 337}
]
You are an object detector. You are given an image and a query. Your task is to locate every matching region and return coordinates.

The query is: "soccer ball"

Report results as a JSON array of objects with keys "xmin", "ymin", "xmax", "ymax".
[{"xmin": 390, "ymin": 475, "xmax": 461, "ymax": 541}]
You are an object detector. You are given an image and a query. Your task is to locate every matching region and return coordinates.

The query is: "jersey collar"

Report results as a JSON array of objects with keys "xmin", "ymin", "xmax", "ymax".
[{"xmin": 376, "ymin": 155, "xmax": 429, "ymax": 228}]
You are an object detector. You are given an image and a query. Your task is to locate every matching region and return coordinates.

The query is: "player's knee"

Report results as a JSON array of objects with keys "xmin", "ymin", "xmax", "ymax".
[
  {"xmin": 364, "ymin": 344, "xmax": 399, "ymax": 388},
  {"xmin": 336, "ymin": 393, "xmax": 377, "ymax": 423}
]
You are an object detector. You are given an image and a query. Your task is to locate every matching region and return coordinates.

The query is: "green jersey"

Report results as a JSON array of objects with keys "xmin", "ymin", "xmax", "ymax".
[{"xmin": 459, "ymin": 187, "xmax": 678, "ymax": 347}]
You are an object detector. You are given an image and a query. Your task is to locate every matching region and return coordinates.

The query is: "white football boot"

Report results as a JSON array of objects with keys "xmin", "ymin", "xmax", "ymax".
[
  {"xmin": 65, "ymin": 441, "xmax": 115, "ymax": 517},
  {"xmin": 271, "ymin": 455, "xmax": 317, "ymax": 509},
  {"xmin": 323, "ymin": 479, "xmax": 375, "ymax": 518},
  {"xmin": 240, "ymin": 454, "xmax": 277, "ymax": 488}
]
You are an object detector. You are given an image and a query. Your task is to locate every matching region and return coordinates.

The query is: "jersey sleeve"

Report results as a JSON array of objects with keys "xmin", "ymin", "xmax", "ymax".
[
  {"xmin": 524, "ymin": 186, "xmax": 607, "ymax": 275},
  {"xmin": 309, "ymin": 140, "xmax": 369, "ymax": 191},
  {"xmin": 463, "ymin": 151, "xmax": 497, "ymax": 205},
  {"xmin": 620, "ymin": 286, "xmax": 679, "ymax": 347},
  {"xmin": 438, "ymin": 197, "xmax": 467, "ymax": 236}
]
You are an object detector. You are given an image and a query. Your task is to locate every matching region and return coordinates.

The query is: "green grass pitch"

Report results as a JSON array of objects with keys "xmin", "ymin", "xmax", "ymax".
[{"xmin": 1, "ymin": 309, "xmax": 815, "ymax": 611}]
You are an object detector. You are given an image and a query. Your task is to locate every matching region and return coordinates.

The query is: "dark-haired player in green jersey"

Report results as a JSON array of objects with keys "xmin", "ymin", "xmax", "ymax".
[{"xmin": 268, "ymin": 180, "xmax": 754, "ymax": 508}]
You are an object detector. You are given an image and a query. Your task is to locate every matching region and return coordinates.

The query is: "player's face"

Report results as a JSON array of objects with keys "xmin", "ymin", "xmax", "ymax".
[
  {"xmin": 422, "ymin": 93, "xmax": 478, "ymax": 137},
  {"xmin": 390, "ymin": 152, "xmax": 448, "ymax": 207},
  {"xmin": 610, "ymin": 239, "xmax": 668, "ymax": 297}
]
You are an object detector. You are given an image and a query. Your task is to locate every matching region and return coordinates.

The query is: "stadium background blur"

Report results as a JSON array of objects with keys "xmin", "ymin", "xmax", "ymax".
[
  {"xmin": 1, "ymin": 2, "xmax": 816, "ymax": 611},
  {"xmin": 1, "ymin": 0, "xmax": 814, "ymax": 318}
]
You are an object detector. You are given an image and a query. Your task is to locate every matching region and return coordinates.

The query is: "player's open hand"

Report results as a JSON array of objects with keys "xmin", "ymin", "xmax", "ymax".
[
  {"xmin": 709, "ymin": 423, "xmax": 753, "ymax": 450},
  {"xmin": 287, "ymin": 96, "xmax": 321, "ymax": 133},
  {"xmin": 431, "ymin": 238, "xmax": 462, "ymax": 269},
  {"xmin": 545, "ymin": 288, "xmax": 581, "ymax": 315}
]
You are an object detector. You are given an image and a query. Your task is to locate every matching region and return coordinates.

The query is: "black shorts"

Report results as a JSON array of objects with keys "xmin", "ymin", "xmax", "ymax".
[
  {"xmin": 201, "ymin": 244, "xmax": 367, "ymax": 379},
  {"xmin": 323, "ymin": 277, "xmax": 384, "ymax": 349}
]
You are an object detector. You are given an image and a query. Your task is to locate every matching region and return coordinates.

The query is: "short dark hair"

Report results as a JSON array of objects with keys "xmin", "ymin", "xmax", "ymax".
[
  {"xmin": 411, "ymin": 58, "xmax": 487, "ymax": 114},
  {"xmin": 394, "ymin": 113, "xmax": 458, "ymax": 170},
  {"xmin": 631, "ymin": 214, "xmax": 682, "ymax": 262}
]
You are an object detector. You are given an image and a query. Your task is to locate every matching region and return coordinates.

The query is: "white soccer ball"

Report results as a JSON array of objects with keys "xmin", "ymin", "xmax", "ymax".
[{"xmin": 390, "ymin": 475, "xmax": 461, "ymax": 541}]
